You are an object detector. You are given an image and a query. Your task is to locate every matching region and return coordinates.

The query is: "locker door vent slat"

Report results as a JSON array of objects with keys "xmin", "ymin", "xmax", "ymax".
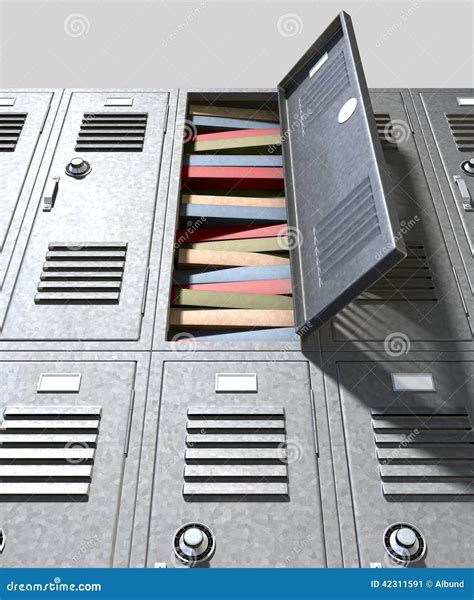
[
  {"xmin": 76, "ymin": 112, "xmax": 148, "ymax": 152},
  {"xmin": 314, "ymin": 177, "xmax": 380, "ymax": 284},
  {"xmin": 300, "ymin": 49, "xmax": 350, "ymax": 134},
  {"xmin": 446, "ymin": 113, "xmax": 474, "ymax": 152},
  {"xmin": 374, "ymin": 113, "xmax": 398, "ymax": 149},
  {"xmin": 0, "ymin": 406, "xmax": 101, "ymax": 498},
  {"xmin": 372, "ymin": 405, "xmax": 474, "ymax": 497},
  {"xmin": 35, "ymin": 242, "xmax": 127, "ymax": 304},
  {"xmin": 357, "ymin": 241, "xmax": 438, "ymax": 302},
  {"xmin": 0, "ymin": 112, "xmax": 27, "ymax": 152},
  {"xmin": 183, "ymin": 407, "xmax": 289, "ymax": 499}
]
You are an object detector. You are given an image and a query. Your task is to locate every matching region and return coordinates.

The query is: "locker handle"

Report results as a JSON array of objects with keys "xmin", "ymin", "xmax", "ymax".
[
  {"xmin": 43, "ymin": 176, "xmax": 60, "ymax": 212},
  {"xmin": 454, "ymin": 175, "xmax": 473, "ymax": 211}
]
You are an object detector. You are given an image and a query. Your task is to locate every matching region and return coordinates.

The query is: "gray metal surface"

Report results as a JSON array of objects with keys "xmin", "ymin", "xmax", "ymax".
[
  {"xmin": 147, "ymin": 359, "xmax": 327, "ymax": 568},
  {"xmin": 324, "ymin": 354, "xmax": 474, "ymax": 567},
  {"xmin": 0, "ymin": 78, "xmax": 473, "ymax": 572},
  {"xmin": 278, "ymin": 12, "xmax": 406, "ymax": 336}
]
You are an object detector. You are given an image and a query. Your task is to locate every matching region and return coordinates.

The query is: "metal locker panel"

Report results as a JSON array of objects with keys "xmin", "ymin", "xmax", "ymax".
[
  {"xmin": 0, "ymin": 360, "xmax": 136, "ymax": 567},
  {"xmin": 336, "ymin": 360, "xmax": 473, "ymax": 567},
  {"xmin": 418, "ymin": 91, "xmax": 474, "ymax": 282},
  {"xmin": 323, "ymin": 91, "xmax": 472, "ymax": 346},
  {"xmin": 147, "ymin": 361, "xmax": 326, "ymax": 567},
  {"xmin": 278, "ymin": 12, "xmax": 406, "ymax": 337},
  {"xmin": 0, "ymin": 91, "xmax": 169, "ymax": 341},
  {"xmin": 0, "ymin": 91, "xmax": 55, "ymax": 284}
]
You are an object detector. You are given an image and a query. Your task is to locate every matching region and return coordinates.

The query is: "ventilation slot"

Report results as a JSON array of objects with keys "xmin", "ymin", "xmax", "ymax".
[
  {"xmin": 314, "ymin": 178, "xmax": 380, "ymax": 285},
  {"xmin": 372, "ymin": 405, "xmax": 474, "ymax": 497},
  {"xmin": 183, "ymin": 407, "xmax": 289, "ymax": 499},
  {"xmin": 300, "ymin": 49, "xmax": 350, "ymax": 134},
  {"xmin": 374, "ymin": 113, "xmax": 398, "ymax": 149},
  {"xmin": 357, "ymin": 242, "xmax": 438, "ymax": 302},
  {"xmin": 0, "ymin": 405, "xmax": 101, "ymax": 498},
  {"xmin": 446, "ymin": 113, "xmax": 474, "ymax": 152},
  {"xmin": 75, "ymin": 112, "xmax": 148, "ymax": 152},
  {"xmin": 0, "ymin": 112, "xmax": 27, "ymax": 152},
  {"xmin": 35, "ymin": 242, "xmax": 127, "ymax": 305}
]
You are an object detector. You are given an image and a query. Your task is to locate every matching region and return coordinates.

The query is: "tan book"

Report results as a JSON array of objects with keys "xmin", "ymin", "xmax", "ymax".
[
  {"xmin": 169, "ymin": 308, "xmax": 294, "ymax": 328},
  {"xmin": 186, "ymin": 134, "xmax": 281, "ymax": 153},
  {"xmin": 188, "ymin": 104, "xmax": 279, "ymax": 123},
  {"xmin": 182, "ymin": 237, "xmax": 289, "ymax": 253},
  {"xmin": 177, "ymin": 249, "xmax": 289, "ymax": 268},
  {"xmin": 181, "ymin": 194, "xmax": 286, "ymax": 209}
]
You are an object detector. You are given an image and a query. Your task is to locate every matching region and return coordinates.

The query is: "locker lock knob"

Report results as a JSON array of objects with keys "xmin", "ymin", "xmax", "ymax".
[
  {"xmin": 173, "ymin": 523, "xmax": 215, "ymax": 566},
  {"xmin": 383, "ymin": 523, "xmax": 426, "ymax": 566},
  {"xmin": 65, "ymin": 157, "xmax": 92, "ymax": 179},
  {"xmin": 461, "ymin": 158, "xmax": 474, "ymax": 176}
]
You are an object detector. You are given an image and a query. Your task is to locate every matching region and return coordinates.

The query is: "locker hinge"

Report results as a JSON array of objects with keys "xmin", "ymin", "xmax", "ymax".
[
  {"xmin": 123, "ymin": 388, "xmax": 136, "ymax": 456},
  {"xmin": 141, "ymin": 267, "xmax": 150, "ymax": 316},
  {"xmin": 164, "ymin": 104, "xmax": 170, "ymax": 134},
  {"xmin": 310, "ymin": 389, "xmax": 319, "ymax": 456}
]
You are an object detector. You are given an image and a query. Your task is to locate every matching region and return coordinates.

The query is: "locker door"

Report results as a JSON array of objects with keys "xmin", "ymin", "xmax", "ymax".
[
  {"xmin": 336, "ymin": 360, "xmax": 473, "ymax": 567},
  {"xmin": 0, "ymin": 360, "xmax": 135, "ymax": 567},
  {"xmin": 0, "ymin": 91, "xmax": 168, "ymax": 341},
  {"xmin": 0, "ymin": 91, "xmax": 54, "ymax": 284},
  {"xmin": 324, "ymin": 91, "xmax": 472, "ymax": 346},
  {"xmin": 148, "ymin": 361, "xmax": 326, "ymax": 568}
]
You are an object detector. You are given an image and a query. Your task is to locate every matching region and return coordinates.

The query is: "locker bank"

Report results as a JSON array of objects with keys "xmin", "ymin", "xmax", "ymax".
[{"xmin": 0, "ymin": 12, "xmax": 472, "ymax": 568}]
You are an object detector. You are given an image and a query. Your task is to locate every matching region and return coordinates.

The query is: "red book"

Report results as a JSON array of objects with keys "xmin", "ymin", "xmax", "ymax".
[
  {"xmin": 182, "ymin": 166, "xmax": 285, "ymax": 190},
  {"xmin": 175, "ymin": 223, "xmax": 288, "ymax": 243},
  {"xmin": 193, "ymin": 128, "xmax": 280, "ymax": 141},
  {"xmin": 174, "ymin": 278, "xmax": 292, "ymax": 296}
]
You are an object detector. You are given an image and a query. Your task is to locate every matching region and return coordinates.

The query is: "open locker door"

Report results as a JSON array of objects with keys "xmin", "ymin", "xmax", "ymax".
[{"xmin": 278, "ymin": 12, "xmax": 406, "ymax": 337}]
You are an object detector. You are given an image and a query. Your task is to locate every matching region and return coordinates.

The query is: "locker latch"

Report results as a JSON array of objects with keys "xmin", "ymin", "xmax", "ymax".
[
  {"xmin": 454, "ymin": 175, "xmax": 473, "ymax": 211},
  {"xmin": 43, "ymin": 176, "xmax": 60, "ymax": 212}
]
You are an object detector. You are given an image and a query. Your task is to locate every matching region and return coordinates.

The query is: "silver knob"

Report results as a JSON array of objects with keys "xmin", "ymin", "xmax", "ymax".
[{"xmin": 65, "ymin": 157, "xmax": 92, "ymax": 178}]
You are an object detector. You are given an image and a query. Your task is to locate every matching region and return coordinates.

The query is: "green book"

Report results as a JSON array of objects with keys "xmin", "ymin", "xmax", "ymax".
[{"xmin": 173, "ymin": 289, "xmax": 293, "ymax": 310}]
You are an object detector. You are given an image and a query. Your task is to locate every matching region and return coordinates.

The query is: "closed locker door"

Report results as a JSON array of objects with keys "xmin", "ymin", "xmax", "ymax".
[
  {"xmin": 0, "ymin": 91, "xmax": 169, "ymax": 341},
  {"xmin": 0, "ymin": 360, "xmax": 136, "ymax": 567},
  {"xmin": 148, "ymin": 360, "xmax": 327, "ymax": 567},
  {"xmin": 0, "ymin": 91, "xmax": 54, "ymax": 284}
]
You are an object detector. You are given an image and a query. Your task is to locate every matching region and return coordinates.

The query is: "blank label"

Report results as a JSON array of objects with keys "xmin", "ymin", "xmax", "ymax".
[
  {"xmin": 104, "ymin": 97, "xmax": 134, "ymax": 106},
  {"xmin": 391, "ymin": 373, "xmax": 435, "ymax": 392},
  {"xmin": 457, "ymin": 98, "xmax": 474, "ymax": 106},
  {"xmin": 215, "ymin": 373, "xmax": 257, "ymax": 393},
  {"xmin": 37, "ymin": 373, "xmax": 82, "ymax": 393},
  {"xmin": 0, "ymin": 98, "xmax": 15, "ymax": 106}
]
